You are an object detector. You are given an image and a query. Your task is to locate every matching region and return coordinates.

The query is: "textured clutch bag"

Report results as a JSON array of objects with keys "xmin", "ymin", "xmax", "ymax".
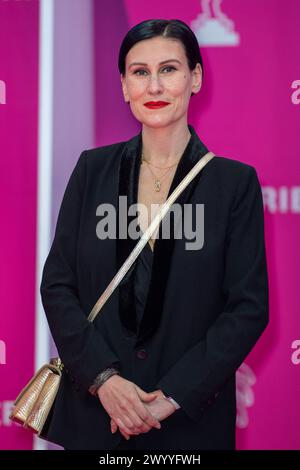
[{"xmin": 9, "ymin": 358, "xmax": 63, "ymax": 435}]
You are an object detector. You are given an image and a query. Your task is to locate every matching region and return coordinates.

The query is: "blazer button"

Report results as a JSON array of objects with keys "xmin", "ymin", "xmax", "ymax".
[{"xmin": 136, "ymin": 348, "xmax": 147, "ymax": 359}]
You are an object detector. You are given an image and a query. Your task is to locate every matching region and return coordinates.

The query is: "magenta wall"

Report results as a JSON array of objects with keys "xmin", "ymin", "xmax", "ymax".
[{"xmin": 0, "ymin": 0, "xmax": 39, "ymax": 450}]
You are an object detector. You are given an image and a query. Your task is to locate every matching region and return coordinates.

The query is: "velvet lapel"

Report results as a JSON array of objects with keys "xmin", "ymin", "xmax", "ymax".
[{"xmin": 116, "ymin": 124, "xmax": 210, "ymax": 346}]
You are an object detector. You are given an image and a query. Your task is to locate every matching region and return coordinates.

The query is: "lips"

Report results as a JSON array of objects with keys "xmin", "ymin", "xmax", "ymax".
[{"xmin": 144, "ymin": 101, "xmax": 170, "ymax": 109}]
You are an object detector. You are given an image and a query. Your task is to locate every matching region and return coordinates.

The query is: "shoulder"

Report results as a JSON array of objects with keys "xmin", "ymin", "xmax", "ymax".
[
  {"xmin": 79, "ymin": 140, "xmax": 127, "ymax": 169},
  {"xmin": 85, "ymin": 140, "xmax": 126, "ymax": 159},
  {"xmin": 71, "ymin": 140, "xmax": 128, "ymax": 186},
  {"xmin": 210, "ymin": 154, "xmax": 258, "ymax": 179},
  {"xmin": 208, "ymin": 154, "xmax": 261, "ymax": 194},
  {"xmin": 202, "ymin": 155, "xmax": 262, "ymax": 213}
]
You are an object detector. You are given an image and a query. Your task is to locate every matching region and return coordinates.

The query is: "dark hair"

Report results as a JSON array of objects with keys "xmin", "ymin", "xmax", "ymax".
[{"xmin": 118, "ymin": 19, "xmax": 203, "ymax": 96}]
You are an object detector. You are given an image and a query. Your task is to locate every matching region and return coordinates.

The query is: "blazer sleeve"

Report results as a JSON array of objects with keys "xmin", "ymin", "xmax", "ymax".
[
  {"xmin": 40, "ymin": 151, "xmax": 121, "ymax": 391},
  {"xmin": 156, "ymin": 165, "xmax": 269, "ymax": 422}
]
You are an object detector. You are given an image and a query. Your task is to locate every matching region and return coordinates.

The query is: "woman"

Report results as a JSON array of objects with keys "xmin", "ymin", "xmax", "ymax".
[{"xmin": 40, "ymin": 19, "xmax": 269, "ymax": 450}]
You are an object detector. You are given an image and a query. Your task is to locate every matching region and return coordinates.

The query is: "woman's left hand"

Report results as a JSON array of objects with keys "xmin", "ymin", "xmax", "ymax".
[{"xmin": 110, "ymin": 389, "xmax": 176, "ymax": 439}]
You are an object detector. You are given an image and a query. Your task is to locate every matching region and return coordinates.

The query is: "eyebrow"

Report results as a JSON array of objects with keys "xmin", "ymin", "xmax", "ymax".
[{"xmin": 128, "ymin": 59, "xmax": 182, "ymax": 68}]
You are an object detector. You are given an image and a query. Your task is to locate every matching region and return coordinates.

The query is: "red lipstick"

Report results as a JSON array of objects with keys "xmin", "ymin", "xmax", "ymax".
[{"xmin": 144, "ymin": 101, "xmax": 170, "ymax": 109}]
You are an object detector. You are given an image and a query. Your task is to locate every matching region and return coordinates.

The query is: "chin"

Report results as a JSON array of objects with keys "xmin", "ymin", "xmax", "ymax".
[{"xmin": 141, "ymin": 117, "xmax": 175, "ymax": 129}]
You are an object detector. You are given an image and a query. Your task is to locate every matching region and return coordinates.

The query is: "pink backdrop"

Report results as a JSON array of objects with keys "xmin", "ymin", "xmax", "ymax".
[
  {"xmin": 0, "ymin": 0, "xmax": 39, "ymax": 450},
  {"xmin": 1, "ymin": 0, "xmax": 299, "ymax": 450}
]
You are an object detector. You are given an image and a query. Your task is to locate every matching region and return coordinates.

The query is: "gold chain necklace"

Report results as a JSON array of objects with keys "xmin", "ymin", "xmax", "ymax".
[{"xmin": 141, "ymin": 150, "xmax": 179, "ymax": 192}]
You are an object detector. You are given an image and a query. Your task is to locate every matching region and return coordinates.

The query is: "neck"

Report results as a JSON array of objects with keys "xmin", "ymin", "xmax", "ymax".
[{"xmin": 141, "ymin": 121, "xmax": 191, "ymax": 167}]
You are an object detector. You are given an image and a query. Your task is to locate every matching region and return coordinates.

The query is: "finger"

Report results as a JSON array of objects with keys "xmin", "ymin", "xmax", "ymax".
[
  {"xmin": 134, "ymin": 388, "xmax": 161, "ymax": 429},
  {"xmin": 135, "ymin": 386, "xmax": 158, "ymax": 402},
  {"xmin": 118, "ymin": 399, "xmax": 151, "ymax": 434},
  {"xmin": 115, "ymin": 417, "xmax": 140, "ymax": 436},
  {"xmin": 117, "ymin": 402, "xmax": 151, "ymax": 434},
  {"xmin": 151, "ymin": 389, "xmax": 166, "ymax": 399},
  {"xmin": 125, "ymin": 408, "xmax": 152, "ymax": 434},
  {"xmin": 120, "ymin": 428, "xmax": 131, "ymax": 440},
  {"xmin": 121, "ymin": 412, "xmax": 141, "ymax": 432},
  {"xmin": 135, "ymin": 401, "xmax": 161, "ymax": 429},
  {"xmin": 111, "ymin": 419, "xmax": 118, "ymax": 434},
  {"xmin": 111, "ymin": 418, "xmax": 132, "ymax": 439},
  {"xmin": 142, "ymin": 394, "xmax": 158, "ymax": 402}
]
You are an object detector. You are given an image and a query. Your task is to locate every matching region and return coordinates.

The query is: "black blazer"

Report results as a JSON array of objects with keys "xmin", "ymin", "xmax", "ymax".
[{"xmin": 40, "ymin": 124, "xmax": 269, "ymax": 450}]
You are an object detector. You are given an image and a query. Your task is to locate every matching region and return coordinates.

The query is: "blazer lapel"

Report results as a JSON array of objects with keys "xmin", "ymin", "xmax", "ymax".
[{"xmin": 116, "ymin": 124, "xmax": 210, "ymax": 345}]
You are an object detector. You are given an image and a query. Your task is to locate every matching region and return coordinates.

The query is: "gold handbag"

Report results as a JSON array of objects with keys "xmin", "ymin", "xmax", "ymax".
[
  {"xmin": 9, "ymin": 358, "xmax": 63, "ymax": 435},
  {"xmin": 9, "ymin": 151, "xmax": 215, "ymax": 437}
]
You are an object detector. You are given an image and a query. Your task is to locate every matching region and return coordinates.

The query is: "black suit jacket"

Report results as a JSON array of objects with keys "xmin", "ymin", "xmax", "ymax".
[{"xmin": 40, "ymin": 124, "xmax": 269, "ymax": 450}]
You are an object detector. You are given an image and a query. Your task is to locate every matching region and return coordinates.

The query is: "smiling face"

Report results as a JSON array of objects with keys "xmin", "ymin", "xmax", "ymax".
[{"xmin": 120, "ymin": 36, "xmax": 202, "ymax": 129}]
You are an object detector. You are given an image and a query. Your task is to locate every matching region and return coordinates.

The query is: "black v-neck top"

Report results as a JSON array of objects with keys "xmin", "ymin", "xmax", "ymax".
[{"xmin": 134, "ymin": 241, "xmax": 154, "ymax": 327}]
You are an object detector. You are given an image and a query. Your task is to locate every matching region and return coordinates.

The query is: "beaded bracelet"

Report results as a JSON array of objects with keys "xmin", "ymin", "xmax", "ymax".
[{"xmin": 88, "ymin": 367, "xmax": 120, "ymax": 396}]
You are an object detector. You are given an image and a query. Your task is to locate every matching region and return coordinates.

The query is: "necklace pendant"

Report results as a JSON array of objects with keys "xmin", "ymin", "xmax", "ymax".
[{"xmin": 154, "ymin": 180, "xmax": 161, "ymax": 192}]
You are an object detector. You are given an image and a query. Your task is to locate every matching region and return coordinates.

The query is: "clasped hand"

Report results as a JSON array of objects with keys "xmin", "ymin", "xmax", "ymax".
[{"xmin": 97, "ymin": 375, "xmax": 177, "ymax": 440}]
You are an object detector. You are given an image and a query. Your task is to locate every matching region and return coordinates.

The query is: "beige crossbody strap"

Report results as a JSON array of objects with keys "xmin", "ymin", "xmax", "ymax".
[{"xmin": 88, "ymin": 151, "xmax": 215, "ymax": 322}]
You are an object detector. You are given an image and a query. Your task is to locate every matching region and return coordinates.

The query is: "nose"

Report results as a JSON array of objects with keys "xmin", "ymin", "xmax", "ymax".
[{"xmin": 147, "ymin": 73, "xmax": 164, "ymax": 94}]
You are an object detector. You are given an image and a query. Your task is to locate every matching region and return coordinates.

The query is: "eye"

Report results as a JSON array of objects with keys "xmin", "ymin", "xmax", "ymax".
[
  {"xmin": 133, "ymin": 69, "xmax": 148, "ymax": 76},
  {"xmin": 162, "ymin": 66, "xmax": 176, "ymax": 73},
  {"xmin": 133, "ymin": 66, "xmax": 177, "ymax": 76}
]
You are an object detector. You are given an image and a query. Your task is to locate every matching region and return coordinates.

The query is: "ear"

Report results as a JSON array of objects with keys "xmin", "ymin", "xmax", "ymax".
[
  {"xmin": 191, "ymin": 63, "xmax": 202, "ymax": 95},
  {"xmin": 120, "ymin": 74, "xmax": 130, "ymax": 103}
]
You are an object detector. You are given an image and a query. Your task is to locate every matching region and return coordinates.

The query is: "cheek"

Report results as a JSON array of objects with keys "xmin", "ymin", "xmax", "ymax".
[
  {"xmin": 168, "ymin": 75, "xmax": 190, "ymax": 98},
  {"xmin": 126, "ymin": 79, "xmax": 145, "ymax": 99}
]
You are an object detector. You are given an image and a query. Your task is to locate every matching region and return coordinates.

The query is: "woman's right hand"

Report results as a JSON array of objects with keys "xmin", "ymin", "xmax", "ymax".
[{"xmin": 97, "ymin": 375, "xmax": 162, "ymax": 436}]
